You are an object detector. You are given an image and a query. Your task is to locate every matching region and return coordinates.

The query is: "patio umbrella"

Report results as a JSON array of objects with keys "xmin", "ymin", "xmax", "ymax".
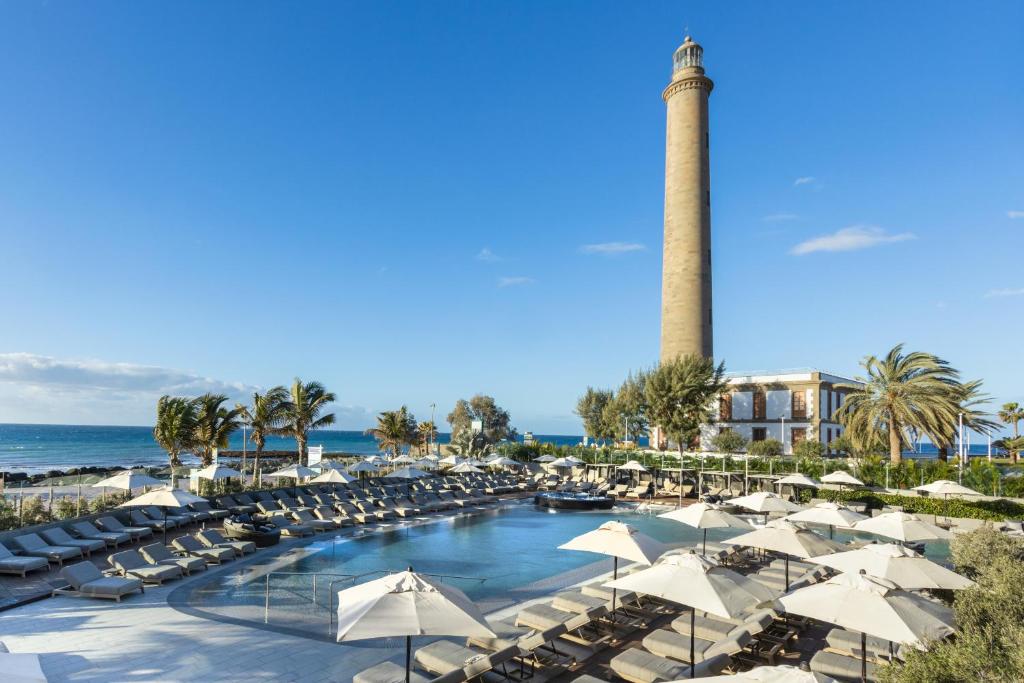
[
  {"xmin": 336, "ymin": 568, "xmax": 495, "ymax": 683},
  {"xmin": 606, "ymin": 553, "xmax": 774, "ymax": 678},
  {"xmin": 488, "ymin": 456, "xmax": 519, "ymax": 469},
  {"xmin": 534, "ymin": 454, "xmax": 557, "ymax": 463},
  {"xmin": 0, "ymin": 647, "xmax": 47, "ymax": 683},
  {"xmin": 365, "ymin": 455, "xmax": 386, "ymax": 463},
  {"xmin": 725, "ymin": 519, "xmax": 846, "ymax": 590},
  {"xmin": 265, "ymin": 464, "xmax": 317, "ymax": 481},
  {"xmin": 120, "ymin": 486, "xmax": 207, "ymax": 543},
  {"xmin": 412, "ymin": 458, "xmax": 436, "ymax": 470},
  {"xmin": 820, "ymin": 470, "xmax": 864, "ymax": 493},
  {"xmin": 778, "ymin": 571, "xmax": 956, "ymax": 682},
  {"xmin": 316, "ymin": 460, "xmax": 348, "ymax": 472},
  {"xmin": 774, "ymin": 473, "xmax": 821, "ymax": 495},
  {"xmin": 617, "ymin": 460, "xmax": 648, "ymax": 488},
  {"xmin": 386, "ymin": 467, "xmax": 431, "ymax": 480},
  {"xmin": 912, "ymin": 480, "xmax": 981, "ymax": 520},
  {"xmin": 194, "ymin": 464, "xmax": 242, "ymax": 480},
  {"xmin": 852, "ymin": 511, "xmax": 953, "ymax": 544},
  {"xmin": 92, "ymin": 470, "xmax": 164, "ymax": 490},
  {"xmin": 448, "ymin": 462, "xmax": 484, "ymax": 474},
  {"xmin": 439, "ymin": 455, "xmax": 463, "ymax": 466},
  {"xmin": 729, "ymin": 491, "xmax": 803, "ymax": 523},
  {"xmin": 784, "ymin": 502, "xmax": 867, "ymax": 539},
  {"xmin": 688, "ymin": 664, "xmax": 836, "ymax": 683},
  {"xmin": 390, "ymin": 454, "xmax": 418, "ymax": 465},
  {"xmin": 348, "ymin": 461, "xmax": 380, "ymax": 474},
  {"xmin": 806, "ymin": 543, "xmax": 974, "ymax": 591},
  {"xmin": 659, "ymin": 502, "xmax": 751, "ymax": 554},
  {"xmin": 548, "ymin": 457, "xmax": 575, "ymax": 469},
  {"xmin": 564, "ymin": 455, "xmax": 585, "ymax": 465},
  {"xmin": 559, "ymin": 520, "xmax": 665, "ymax": 613},
  {"xmin": 309, "ymin": 469, "xmax": 358, "ymax": 484}
]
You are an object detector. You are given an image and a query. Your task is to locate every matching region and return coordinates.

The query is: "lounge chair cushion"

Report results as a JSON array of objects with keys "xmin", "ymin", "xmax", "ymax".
[
  {"xmin": 610, "ymin": 647, "xmax": 690, "ymax": 683},
  {"xmin": 415, "ymin": 640, "xmax": 481, "ymax": 675},
  {"xmin": 643, "ymin": 628, "xmax": 751, "ymax": 663},
  {"xmin": 41, "ymin": 528, "xmax": 106, "ymax": 554},
  {"xmin": 14, "ymin": 534, "xmax": 82, "ymax": 561},
  {"xmin": 353, "ymin": 661, "xmax": 433, "ymax": 683},
  {"xmin": 515, "ymin": 603, "xmax": 576, "ymax": 631},
  {"xmin": 140, "ymin": 544, "xmax": 206, "ymax": 573},
  {"xmin": 810, "ymin": 651, "xmax": 878, "ymax": 682},
  {"xmin": 552, "ymin": 590, "xmax": 609, "ymax": 613},
  {"xmin": 109, "ymin": 550, "xmax": 182, "ymax": 583},
  {"xmin": 826, "ymin": 628, "xmax": 899, "ymax": 660},
  {"xmin": 0, "ymin": 543, "xmax": 49, "ymax": 575},
  {"xmin": 60, "ymin": 562, "xmax": 143, "ymax": 598}
]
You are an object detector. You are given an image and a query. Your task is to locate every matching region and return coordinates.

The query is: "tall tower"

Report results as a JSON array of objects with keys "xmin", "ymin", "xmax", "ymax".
[{"xmin": 660, "ymin": 35, "xmax": 713, "ymax": 362}]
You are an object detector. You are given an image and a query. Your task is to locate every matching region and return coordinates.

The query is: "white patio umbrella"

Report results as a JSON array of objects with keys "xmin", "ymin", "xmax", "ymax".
[
  {"xmin": 852, "ymin": 511, "xmax": 953, "ymax": 544},
  {"xmin": 438, "ymin": 455, "xmax": 463, "ymax": 467},
  {"xmin": 533, "ymin": 454, "xmax": 557, "ymax": 463},
  {"xmin": 820, "ymin": 470, "xmax": 864, "ymax": 492},
  {"xmin": 120, "ymin": 487, "xmax": 207, "ymax": 543},
  {"xmin": 336, "ymin": 568, "xmax": 495, "ymax": 683},
  {"xmin": 421, "ymin": 454, "xmax": 440, "ymax": 462},
  {"xmin": 348, "ymin": 460, "xmax": 380, "ymax": 474},
  {"xmin": 774, "ymin": 473, "xmax": 821, "ymax": 490},
  {"xmin": 548, "ymin": 457, "xmax": 575, "ymax": 469},
  {"xmin": 659, "ymin": 502, "xmax": 751, "ymax": 554},
  {"xmin": 309, "ymin": 469, "xmax": 358, "ymax": 484},
  {"xmin": 778, "ymin": 572, "xmax": 956, "ymax": 681},
  {"xmin": 390, "ymin": 454, "xmax": 418, "ymax": 465},
  {"xmin": 316, "ymin": 460, "xmax": 348, "ymax": 472},
  {"xmin": 606, "ymin": 553, "xmax": 775, "ymax": 678},
  {"xmin": 92, "ymin": 470, "xmax": 164, "ymax": 490},
  {"xmin": 912, "ymin": 480, "xmax": 981, "ymax": 520},
  {"xmin": 559, "ymin": 520, "xmax": 665, "ymax": 613},
  {"xmin": 386, "ymin": 467, "xmax": 431, "ymax": 480},
  {"xmin": 412, "ymin": 458, "xmax": 436, "ymax": 470},
  {"xmin": 488, "ymin": 456, "xmax": 519, "ymax": 469},
  {"xmin": 806, "ymin": 543, "xmax": 974, "ymax": 591},
  {"xmin": 365, "ymin": 455, "xmax": 386, "ymax": 463},
  {"xmin": 617, "ymin": 460, "xmax": 648, "ymax": 488},
  {"xmin": 729, "ymin": 491, "xmax": 803, "ymax": 521},
  {"xmin": 687, "ymin": 664, "xmax": 836, "ymax": 683},
  {"xmin": 784, "ymin": 502, "xmax": 868, "ymax": 539},
  {"xmin": 448, "ymin": 462, "xmax": 484, "ymax": 474},
  {"xmin": 0, "ymin": 648, "xmax": 47, "ymax": 683},
  {"xmin": 265, "ymin": 464, "xmax": 317, "ymax": 481},
  {"xmin": 194, "ymin": 464, "xmax": 242, "ymax": 480},
  {"xmin": 725, "ymin": 519, "xmax": 846, "ymax": 590}
]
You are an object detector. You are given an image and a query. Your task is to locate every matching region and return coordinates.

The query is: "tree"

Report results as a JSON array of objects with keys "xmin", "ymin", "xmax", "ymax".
[
  {"xmin": 933, "ymin": 380, "xmax": 998, "ymax": 462},
  {"xmin": 996, "ymin": 436, "xmax": 1024, "ymax": 463},
  {"xmin": 416, "ymin": 421, "xmax": 438, "ymax": 455},
  {"xmin": 999, "ymin": 402, "xmax": 1024, "ymax": 463},
  {"xmin": 367, "ymin": 407, "xmax": 417, "ymax": 456},
  {"xmin": 153, "ymin": 396, "xmax": 198, "ymax": 468},
  {"xmin": 644, "ymin": 355, "xmax": 728, "ymax": 457},
  {"xmin": 610, "ymin": 372, "xmax": 648, "ymax": 443},
  {"xmin": 282, "ymin": 379, "xmax": 336, "ymax": 465},
  {"xmin": 192, "ymin": 393, "xmax": 245, "ymax": 467},
  {"xmin": 447, "ymin": 395, "xmax": 513, "ymax": 447},
  {"xmin": 575, "ymin": 388, "xmax": 615, "ymax": 443},
  {"xmin": 711, "ymin": 429, "xmax": 747, "ymax": 454},
  {"xmin": 835, "ymin": 344, "xmax": 962, "ymax": 464},
  {"xmin": 793, "ymin": 439, "xmax": 824, "ymax": 459},
  {"xmin": 238, "ymin": 386, "xmax": 290, "ymax": 483},
  {"xmin": 748, "ymin": 439, "xmax": 783, "ymax": 457}
]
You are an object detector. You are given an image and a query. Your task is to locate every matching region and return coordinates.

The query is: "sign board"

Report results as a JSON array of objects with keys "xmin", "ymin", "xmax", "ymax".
[
  {"xmin": 471, "ymin": 420, "xmax": 483, "ymax": 435},
  {"xmin": 308, "ymin": 445, "xmax": 324, "ymax": 466}
]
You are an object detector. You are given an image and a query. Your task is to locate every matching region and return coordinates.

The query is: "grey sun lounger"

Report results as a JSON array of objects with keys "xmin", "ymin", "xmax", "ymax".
[
  {"xmin": 140, "ymin": 543, "xmax": 207, "ymax": 575},
  {"xmin": 54, "ymin": 561, "xmax": 144, "ymax": 602},
  {"xmin": 70, "ymin": 520, "xmax": 130, "ymax": 548},
  {"xmin": 314, "ymin": 506, "xmax": 353, "ymax": 528},
  {"xmin": 642, "ymin": 628, "xmax": 752, "ymax": 664},
  {"xmin": 128, "ymin": 509, "xmax": 172, "ymax": 531},
  {"xmin": 671, "ymin": 608, "xmax": 775, "ymax": 641},
  {"xmin": 196, "ymin": 529, "xmax": 256, "ymax": 557},
  {"xmin": 13, "ymin": 533, "xmax": 83, "ymax": 568},
  {"xmin": 172, "ymin": 535, "xmax": 235, "ymax": 563},
  {"xmin": 41, "ymin": 527, "xmax": 106, "ymax": 557},
  {"xmin": 189, "ymin": 500, "xmax": 230, "ymax": 520},
  {"xmin": 109, "ymin": 549, "xmax": 183, "ymax": 585},
  {"xmin": 0, "ymin": 542, "xmax": 49, "ymax": 577},
  {"xmin": 810, "ymin": 650, "xmax": 879, "ymax": 681},
  {"xmin": 414, "ymin": 640, "xmax": 519, "ymax": 679},
  {"xmin": 826, "ymin": 628, "xmax": 902, "ymax": 661},
  {"xmin": 97, "ymin": 515, "xmax": 154, "ymax": 541},
  {"xmin": 291, "ymin": 509, "xmax": 337, "ymax": 532},
  {"xmin": 353, "ymin": 661, "xmax": 464, "ymax": 683},
  {"xmin": 609, "ymin": 647, "xmax": 731, "ymax": 683}
]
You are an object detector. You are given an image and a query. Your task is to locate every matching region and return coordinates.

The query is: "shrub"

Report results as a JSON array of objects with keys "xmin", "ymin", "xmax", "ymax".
[
  {"xmin": 20, "ymin": 496, "xmax": 51, "ymax": 526},
  {"xmin": 711, "ymin": 430, "xmax": 747, "ymax": 454},
  {"xmin": 52, "ymin": 496, "xmax": 81, "ymax": 520},
  {"xmin": 798, "ymin": 488, "xmax": 1024, "ymax": 521},
  {"xmin": 748, "ymin": 439, "xmax": 782, "ymax": 457},
  {"xmin": 793, "ymin": 440, "xmax": 824, "ymax": 459}
]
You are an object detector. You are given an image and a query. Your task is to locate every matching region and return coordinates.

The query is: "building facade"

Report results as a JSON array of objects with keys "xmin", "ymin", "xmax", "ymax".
[{"xmin": 699, "ymin": 370, "xmax": 862, "ymax": 455}]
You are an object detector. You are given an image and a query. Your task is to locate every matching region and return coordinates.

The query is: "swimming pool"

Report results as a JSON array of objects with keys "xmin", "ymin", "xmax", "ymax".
[{"xmin": 172, "ymin": 500, "xmax": 951, "ymax": 641}]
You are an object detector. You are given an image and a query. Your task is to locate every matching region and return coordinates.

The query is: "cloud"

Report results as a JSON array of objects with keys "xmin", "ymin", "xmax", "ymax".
[
  {"xmin": 793, "ymin": 177, "xmax": 815, "ymax": 186},
  {"xmin": 475, "ymin": 247, "xmax": 500, "ymax": 262},
  {"xmin": 984, "ymin": 288, "xmax": 1024, "ymax": 298},
  {"xmin": 497, "ymin": 276, "xmax": 535, "ymax": 287},
  {"xmin": 763, "ymin": 213, "xmax": 799, "ymax": 222},
  {"xmin": 579, "ymin": 242, "xmax": 646, "ymax": 255},
  {"xmin": 791, "ymin": 225, "xmax": 916, "ymax": 255},
  {"xmin": 1008, "ymin": 211, "xmax": 1024, "ymax": 219}
]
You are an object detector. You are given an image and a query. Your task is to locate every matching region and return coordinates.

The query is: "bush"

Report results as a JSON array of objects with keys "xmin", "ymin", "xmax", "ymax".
[
  {"xmin": 711, "ymin": 430, "xmax": 748, "ymax": 454},
  {"xmin": 748, "ymin": 439, "xmax": 782, "ymax": 457},
  {"xmin": 20, "ymin": 496, "xmax": 52, "ymax": 526},
  {"xmin": 798, "ymin": 488, "xmax": 1024, "ymax": 521},
  {"xmin": 52, "ymin": 496, "xmax": 81, "ymax": 520},
  {"xmin": 793, "ymin": 440, "xmax": 824, "ymax": 459}
]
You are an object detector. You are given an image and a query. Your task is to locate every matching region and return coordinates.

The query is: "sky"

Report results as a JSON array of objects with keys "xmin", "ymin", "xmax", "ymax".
[{"xmin": 0, "ymin": 1, "xmax": 1022, "ymax": 435}]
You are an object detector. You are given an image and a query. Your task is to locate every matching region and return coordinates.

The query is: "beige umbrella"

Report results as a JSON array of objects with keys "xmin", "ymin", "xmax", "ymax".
[
  {"xmin": 0, "ymin": 647, "xmax": 47, "ymax": 683},
  {"xmin": 806, "ymin": 543, "xmax": 974, "ymax": 591},
  {"xmin": 449, "ymin": 462, "xmax": 484, "ymax": 474},
  {"xmin": 852, "ymin": 511, "xmax": 953, "ymax": 544},
  {"xmin": 784, "ymin": 502, "xmax": 867, "ymax": 539},
  {"xmin": 606, "ymin": 553, "xmax": 775, "ymax": 678},
  {"xmin": 194, "ymin": 464, "xmax": 242, "ymax": 480},
  {"xmin": 265, "ymin": 464, "xmax": 317, "ymax": 480},
  {"xmin": 729, "ymin": 491, "xmax": 803, "ymax": 523},
  {"xmin": 533, "ymin": 454, "xmax": 557, "ymax": 463},
  {"xmin": 617, "ymin": 460, "xmax": 648, "ymax": 488},
  {"xmin": 336, "ymin": 568, "xmax": 495, "ymax": 683},
  {"xmin": 659, "ymin": 502, "xmax": 751, "ymax": 554},
  {"xmin": 774, "ymin": 473, "xmax": 821, "ymax": 498},
  {"xmin": 682, "ymin": 665, "xmax": 836, "ymax": 683},
  {"xmin": 725, "ymin": 519, "xmax": 846, "ymax": 590},
  {"xmin": 92, "ymin": 470, "xmax": 164, "ymax": 490},
  {"xmin": 559, "ymin": 520, "xmax": 666, "ymax": 612},
  {"xmin": 309, "ymin": 469, "xmax": 358, "ymax": 484},
  {"xmin": 912, "ymin": 479, "xmax": 981, "ymax": 520},
  {"xmin": 779, "ymin": 571, "xmax": 955, "ymax": 681},
  {"xmin": 385, "ymin": 467, "xmax": 431, "ymax": 480},
  {"xmin": 820, "ymin": 470, "xmax": 864, "ymax": 493},
  {"xmin": 120, "ymin": 487, "xmax": 207, "ymax": 543}
]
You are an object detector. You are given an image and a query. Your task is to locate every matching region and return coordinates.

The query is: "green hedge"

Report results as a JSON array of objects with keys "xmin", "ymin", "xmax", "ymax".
[{"xmin": 798, "ymin": 488, "xmax": 1024, "ymax": 521}]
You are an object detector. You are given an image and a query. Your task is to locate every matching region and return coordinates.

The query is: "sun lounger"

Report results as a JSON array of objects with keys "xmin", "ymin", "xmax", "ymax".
[
  {"xmin": 109, "ymin": 549, "xmax": 183, "ymax": 584},
  {"xmin": 292, "ymin": 509, "xmax": 337, "ymax": 532},
  {"xmin": 172, "ymin": 535, "xmax": 235, "ymax": 563},
  {"xmin": 0, "ymin": 542, "xmax": 49, "ymax": 577},
  {"xmin": 13, "ymin": 533, "xmax": 83, "ymax": 568},
  {"xmin": 609, "ymin": 647, "xmax": 730, "ymax": 683},
  {"xmin": 197, "ymin": 529, "xmax": 256, "ymax": 556},
  {"xmin": 97, "ymin": 515, "xmax": 154, "ymax": 541},
  {"xmin": 552, "ymin": 590, "xmax": 612, "ymax": 613},
  {"xmin": 826, "ymin": 628, "xmax": 901, "ymax": 661},
  {"xmin": 353, "ymin": 661, "xmax": 463, "ymax": 683},
  {"xmin": 573, "ymin": 676, "xmax": 610, "ymax": 683},
  {"xmin": 273, "ymin": 517, "xmax": 316, "ymax": 537},
  {"xmin": 414, "ymin": 641, "xmax": 519, "ymax": 679},
  {"xmin": 128, "ymin": 509, "xmax": 171, "ymax": 531},
  {"xmin": 189, "ymin": 500, "xmax": 230, "ymax": 520},
  {"xmin": 41, "ymin": 527, "xmax": 105, "ymax": 557},
  {"xmin": 671, "ymin": 608, "xmax": 774, "ymax": 641},
  {"xmin": 642, "ymin": 628, "xmax": 752, "ymax": 663},
  {"xmin": 810, "ymin": 650, "xmax": 878, "ymax": 682},
  {"xmin": 140, "ymin": 543, "xmax": 206, "ymax": 575},
  {"xmin": 217, "ymin": 495, "xmax": 256, "ymax": 514},
  {"xmin": 357, "ymin": 501, "xmax": 396, "ymax": 522},
  {"xmin": 53, "ymin": 561, "xmax": 143, "ymax": 601},
  {"xmin": 70, "ymin": 520, "xmax": 130, "ymax": 548},
  {"xmin": 517, "ymin": 604, "xmax": 610, "ymax": 647},
  {"xmin": 314, "ymin": 506, "xmax": 353, "ymax": 528}
]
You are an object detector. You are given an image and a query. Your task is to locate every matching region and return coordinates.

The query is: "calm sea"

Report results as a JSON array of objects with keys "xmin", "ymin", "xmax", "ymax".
[{"xmin": 0, "ymin": 423, "xmax": 584, "ymax": 474}]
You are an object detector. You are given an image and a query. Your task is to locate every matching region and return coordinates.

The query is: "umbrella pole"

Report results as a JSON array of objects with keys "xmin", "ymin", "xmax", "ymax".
[
  {"xmin": 690, "ymin": 607, "xmax": 695, "ymax": 679},
  {"xmin": 612, "ymin": 556, "xmax": 618, "ymax": 616},
  {"xmin": 785, "ymin": 555, "xmax": 789, "ymax": 592},
  {"xmin": 406, "ymin": 635, "xmax": 412, "ymax": 683},
  {"xmin": 861, "ymin": 631, "xmax": 867, "ymax": 682},
  {"xmin": 702, "ymin": 528, "xmax": 707, "ymax": 555},
  {"xmin": 163, "ymin": 507, "xmax": 168, "ymax": 545}
]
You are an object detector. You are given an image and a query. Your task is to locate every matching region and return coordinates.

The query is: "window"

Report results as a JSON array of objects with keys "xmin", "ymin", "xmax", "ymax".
[
  {"xmin": 719, "ymin": 393, "xmax": 732, "ymax": 421},
  {"xmin": 791, "ymin": 428, "xmax": 807, "ymax": 445},
  {"xmin": 753, "ymin": 391, "xmax": 766, "ymax": 419},
  {"xmin": 792, "ymin": 391, "xmax": 806, "ymax": 419},
  {"xmin": 752, "ymin": 427, "xmax": 767, "ymax": 442}
]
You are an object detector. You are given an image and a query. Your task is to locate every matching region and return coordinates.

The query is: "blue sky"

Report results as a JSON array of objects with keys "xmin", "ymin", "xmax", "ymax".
[{"xmin": 0, "ymin": 1, "xmax": 1021, "ymax": 434}]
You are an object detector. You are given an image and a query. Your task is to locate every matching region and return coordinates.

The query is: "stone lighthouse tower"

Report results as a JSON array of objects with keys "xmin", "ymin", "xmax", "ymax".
[{"xmin": 660, "ymin": 35, "xmax": 714, "ymax": 361}]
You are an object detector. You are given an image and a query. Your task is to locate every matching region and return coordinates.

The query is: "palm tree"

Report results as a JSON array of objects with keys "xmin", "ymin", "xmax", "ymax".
[
  {"xmin": 238, "ymin": 386, "xmax": 290, "ymax": 483},
  {"xmin": 192, "ymin": 393, "xmax": 245, "ymax": 467},
  {"xmin": 998, "ymin": 402, "xmax": 1024, "ymax": 463},
  {"xmin": 283, "ymin": 379, "xmax": 336, "ymax": 465},
  {"xmin": 835, "ymin": 344, "xmax": 962, "ymax": 464},
  {"xmin": 366, "ymin": 407, "xmax": 417, "ymax": 456},
  {"xmin": 416, "ymin": 420, "xmax": 438, "ymax": 455},
  {"xmin": 153, "ymin": 396, "xmax": 198, "ymax": 468}
]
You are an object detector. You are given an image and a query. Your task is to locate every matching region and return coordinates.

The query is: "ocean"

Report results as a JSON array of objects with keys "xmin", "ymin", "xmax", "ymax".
[
  {"xmin": 0, "ymin": 423, "xmax": 994, "ymax": 475},
  {"xmin": 0, "ymin": 423, "xmax": 584, "ymax": 474}
]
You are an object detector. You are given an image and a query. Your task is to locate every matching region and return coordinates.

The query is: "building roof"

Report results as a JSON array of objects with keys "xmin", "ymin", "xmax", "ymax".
[{"xmin": 724, "ymin": 368, "xmax": 861, "ymax": 386}]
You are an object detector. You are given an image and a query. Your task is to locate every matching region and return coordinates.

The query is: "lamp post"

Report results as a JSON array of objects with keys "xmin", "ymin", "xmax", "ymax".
[{"xmin": 780, "ymin": 415, "xmax": 786, "ymax": 455}]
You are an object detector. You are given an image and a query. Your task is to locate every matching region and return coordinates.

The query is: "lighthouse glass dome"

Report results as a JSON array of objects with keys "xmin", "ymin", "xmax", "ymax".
[{"xmin": 673, "ymin": 37, "xmax": 703, "ymax": 71}]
